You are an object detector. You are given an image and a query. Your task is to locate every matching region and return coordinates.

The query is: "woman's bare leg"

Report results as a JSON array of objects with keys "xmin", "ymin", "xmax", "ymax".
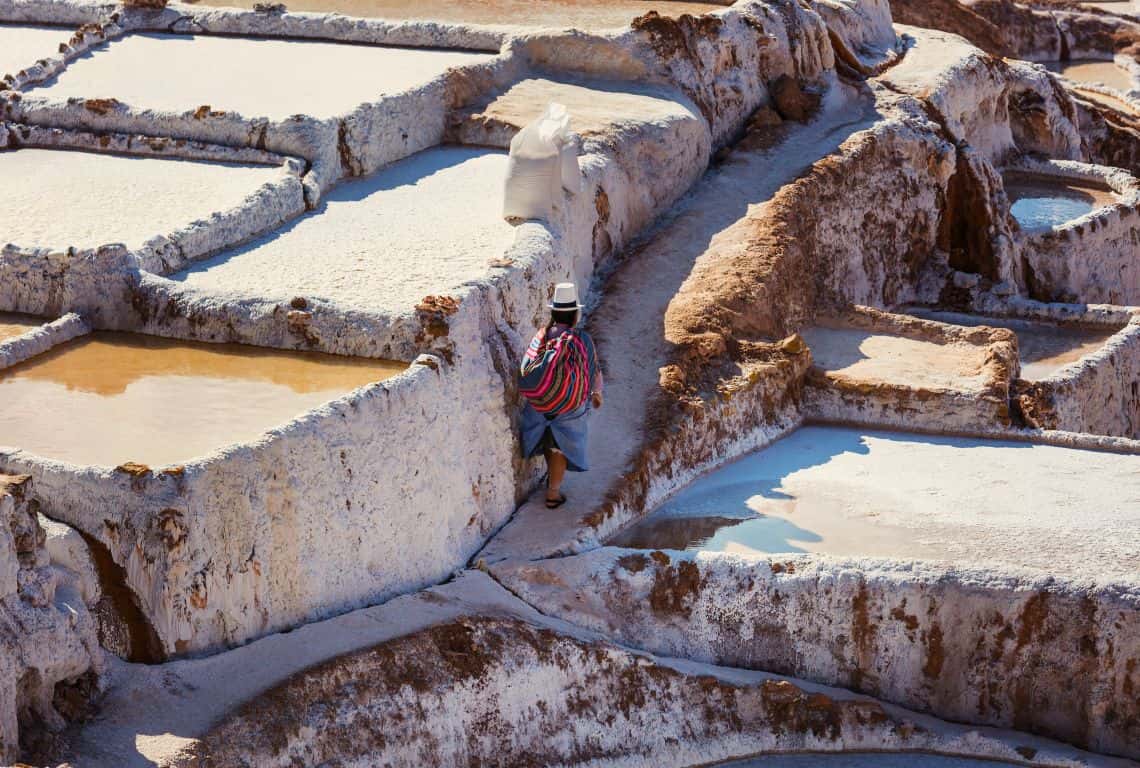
[{"xmin": 545, "ymin": 448, "xmax": 568, "ymax": 500}]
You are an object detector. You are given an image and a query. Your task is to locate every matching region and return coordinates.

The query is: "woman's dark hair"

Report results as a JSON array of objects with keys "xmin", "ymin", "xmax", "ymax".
[{"xmin": 550, "ymin": 308, "xmax": 580, "ymax": 327}]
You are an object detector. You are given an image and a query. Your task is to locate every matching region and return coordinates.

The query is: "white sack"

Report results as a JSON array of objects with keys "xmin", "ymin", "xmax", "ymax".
[{"xmin": 503, "ymin": 103, "xmax": 580, "ymax": 221}]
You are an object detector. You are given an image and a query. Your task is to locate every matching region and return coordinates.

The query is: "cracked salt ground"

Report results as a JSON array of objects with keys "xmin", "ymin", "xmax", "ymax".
[
  {"xmin": 0, "ymin": 23, "xmax": 71, "ymax": 77},
  {"xmin": 0, "ymin": 148, "xmax": 282, "ymax": 251},
  {"xmin": 30, "ymin": 33, "xmax": 493, "ymax": 120},
  {"xmin": 0, "ymin": 332, "xmax": 404, "ymax": 467},
  {"xmin": 608, "ymin": 426, "xmax": 1140, "ymax": 580},
  {"xmin": 174, "ymin": 146, "xmax": 515, "ymax": 312}
]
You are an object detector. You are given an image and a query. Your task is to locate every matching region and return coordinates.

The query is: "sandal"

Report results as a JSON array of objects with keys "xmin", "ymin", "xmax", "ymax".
[{"xmin": 545, "ymin": 493, "xmax": 567, "ymax": 509}]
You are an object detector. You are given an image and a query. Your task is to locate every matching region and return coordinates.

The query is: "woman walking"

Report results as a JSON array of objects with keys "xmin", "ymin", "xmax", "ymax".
[{"xmin": 519, "ymin": 283, "xmax": 604, "ymax": 509}]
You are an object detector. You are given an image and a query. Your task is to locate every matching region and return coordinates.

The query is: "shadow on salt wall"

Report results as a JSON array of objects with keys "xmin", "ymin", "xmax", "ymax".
[{"xmin": 608, "ymin": 427, "xmax": 1033, "ymax": 554}]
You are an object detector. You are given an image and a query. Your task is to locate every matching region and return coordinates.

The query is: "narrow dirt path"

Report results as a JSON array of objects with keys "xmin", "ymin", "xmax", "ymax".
[{"xmin": 481, "ymin": 81, "xmax": 882, "ymax": 563}]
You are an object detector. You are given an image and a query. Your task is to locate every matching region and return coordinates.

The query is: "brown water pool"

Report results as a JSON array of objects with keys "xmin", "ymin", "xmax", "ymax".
[
  {"xmin": 1046, "ymin": 59, "xmax": 1135, "ymax": 92},
  {"xmin": 1003, "ymin": 171, "xmax": 1119, "ymax": 230},
  {"xmin": 0, "ymin": 333, "xmax": 405, "ymax": 467},
  {"xmin": 0, "ymin": 312, "xmax": 44, "ymax": 343},
  {"xmin": 184, "ymin": 0, "xmax": 727, "ymax": 29},
  {"xmin": 909, "ymin": 311, "xmax": 1121, "ymax": 380}
]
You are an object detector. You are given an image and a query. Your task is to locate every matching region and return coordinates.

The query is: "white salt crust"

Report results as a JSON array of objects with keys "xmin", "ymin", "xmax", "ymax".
[
  {"xmin": 175, "ymin": 146, "xmax": 516, "ymax": 313},
  {"xmin": 634, "ymin": 426, "xmax": 1140, "ymax": 580},
  {"xmin": 30, "ymin": 32, "xmax": 494, "ymax": 120},
  {"xmin": 0, "ymin": 148, "xmax": 284, "ymax": 251},
  {"xmin": 0, "ymin": 22, "xmax": 70, "ymax": 77}
]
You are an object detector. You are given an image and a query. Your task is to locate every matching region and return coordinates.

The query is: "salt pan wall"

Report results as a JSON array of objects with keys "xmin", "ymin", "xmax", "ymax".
[
  {"xmin": 0, "ymin": 475, "xmax": 103, "ymax": 763},
  {"xmin": 495, "ymin": 548, "xmax": 1140, "ymax": 760},
  {"xmin": 1003, "ymin": 303, "xmax": 1140, "ymax": 438}
]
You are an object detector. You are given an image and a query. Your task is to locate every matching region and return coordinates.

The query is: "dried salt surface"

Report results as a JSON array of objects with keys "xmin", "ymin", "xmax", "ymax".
[
  {"xmin": 611, "ymin": 426, "xmax": 1140, "ymax": 580},
  {"xmin": 0, "ymin": 24, "xmax": 72, "ymax": 77},
  {"xmin": 716, "ymin": 755, "xmax": 1019, "ymax": 768},
  {"xmin": 0, "ymin": 148, "xmax": 282, "ymax": 251},
  {"xmin": 0, "ymin": 332, "xmax": 404, "ymax": 467},
  {"xmin": 175, "ymin": 147, "xmax": 515, "ymax": 313},
  {"xmin": 187, "ymin": 0, "xmax": 726, "ymax": 30},
  {"xmin": 32, "ymin": 33, "xmax": 492, "ymax": 120},
  {"xmin": 0, "ymin": 312, "xmax": 43, "ymax": 343},
  {"xmin": 800, "ymin": 326, "xmax": 990, "ymax": 390}
]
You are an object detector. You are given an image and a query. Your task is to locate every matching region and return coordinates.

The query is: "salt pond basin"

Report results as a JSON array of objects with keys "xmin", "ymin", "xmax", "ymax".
[
  {"xmin": 174, "ymin": 147, "xmax": 515, "ymax": 313},
  {"xmin": 611, "ymin": 426, "xmax": 1140, "ymax": 580},
  {"xmin": 0, "ymin": 333, "xmax": 403, "ymax": 467},
  {"xmin": 0, "ymin": 148, "xmax": 282, "ymax": 251},
  {"xmin": 185, "ymin": 0, "xmax": 728, "ymax": 30},
  {"xmin": 0, "ymin": 23, "xmax": 72, "ymax": 78},
  {"xmin": 30, "ymin": 33, "xmax": 492, "ymax": 120}
]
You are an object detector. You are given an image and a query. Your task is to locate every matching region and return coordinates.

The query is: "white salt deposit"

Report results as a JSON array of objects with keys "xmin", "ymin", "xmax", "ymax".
[
  {"xmin": 0, "ymin": 24, "xmax": 71, "ymax": 77},
  {"xmin": 0, "ymin": 148, "xmax": 282, "ymax": 250},
  {"xmin": 33, "ymin": 33, "xmax": 493, "ymax": 119},
  {"xmin": 175, "ymin": 146, "xmax": 516, "ymax": 313},
  {"xmin": 612, "ymin": 427, "xmax": 1140, "ymax": 580}
]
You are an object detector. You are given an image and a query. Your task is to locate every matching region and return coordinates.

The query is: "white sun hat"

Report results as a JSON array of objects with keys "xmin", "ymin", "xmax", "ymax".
[{"xmin": 548, "ymin": 282, "xmax": 582, "ymax": 311}]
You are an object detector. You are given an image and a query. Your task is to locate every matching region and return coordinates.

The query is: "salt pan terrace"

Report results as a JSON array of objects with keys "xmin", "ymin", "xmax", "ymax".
[
  {"xmin": 800, "ymin": 325, "xmax": 994, "ymax": 391},
  {"xmin": 173, "ymin": 146, "xmax": 515, "ymax": 313},
  {"xmin": 187, "ymin": 0, "xmax": 730, "ymax": 30},
  {"xmin": 0, "ymin": 147, "xmax": 286, "ymax": 251},
  {"xmin": 27, "ymin": 33, "xmax": 493, "ymax": 120},
  {"xmin": 608, "ymin": 426, "xmax": 1140, "ymax": 580},
  {"xmin": 910, "ymin": 310, "xmax": 1124, "ymax": 380},
  {"xmin": 0, "ymin": 332, "xmax": 403, "ymax": 467},
  {"xmin": 3, "ymin": 0, "xmax": 1140, "ymax": 765},
  {"xmin": 0, "ymin": 23, "xmax": 71, "ymax": 76}
]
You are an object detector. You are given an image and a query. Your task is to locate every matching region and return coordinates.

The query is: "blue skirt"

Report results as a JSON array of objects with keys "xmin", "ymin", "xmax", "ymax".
[{"xmin": 520, "ymin": 402, "xmax": 591, "ymax": 472}]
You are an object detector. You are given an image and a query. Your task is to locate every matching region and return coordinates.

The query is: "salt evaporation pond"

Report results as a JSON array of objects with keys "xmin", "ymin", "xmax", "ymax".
[
  {"xmin": 800, "ymin": 326, "xmax": 989, "ymax": 390},
  {"xmin": 909, "ymin": 310, "xmax": 1121, "ymax": 380},
  {"xmin": 0, "ymin": 148, "xmax": 281, "ymax": 250},
  {"xmin": 0, "ymin": 333, "xmax": 404, "ymax": 467},
  {"xmin": 175, "ymin": 147, "xmax": 515, "ymax": 312},
  {"xmin": 33, "ymin": 33, "xmax": 492, "ymax": 119},
  {"xmin": 1003, "ymin": 172, "xmax": 1118, "ymax": 230},
  {"xmin": 714, "ymin": 755, "xmax": 1020, "ymax": 768},
  {"xmin": 0, "ymin": 24, "xmax": 72, "ymax": 77},
  {"xmin": 187, "ymin": 0, "xmax": 726, "ymax": 30},
  {"xmin": 1045, "ymin": 59, "xmax": 1135, "ymax": 92},
  {"xmin": 0, "ymin": 313, "xmax": 44, "ymax": 343},
  {"xmin": 609, "ymin": 427, "xmax": 1140, "ymax": 579}
]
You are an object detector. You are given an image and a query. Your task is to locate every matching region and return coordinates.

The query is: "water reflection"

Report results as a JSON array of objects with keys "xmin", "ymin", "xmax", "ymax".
[{"xmin": 1003, "ymin": 172, "xmax": 1118, "ymax": 230}]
